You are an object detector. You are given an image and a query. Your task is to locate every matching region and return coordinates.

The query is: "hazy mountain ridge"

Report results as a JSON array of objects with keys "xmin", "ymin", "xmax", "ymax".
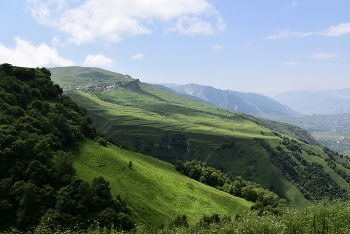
[
  {"xmin": 161, "ymin": 83, "xmax": 299, "ymax": 118},
  {"xmin": 146, "ymin": 83, "xmax": 214, "ymax": 105},
  {"xmin": 275, "ymin": 88, "xmax": 350, "ymax": 115}
]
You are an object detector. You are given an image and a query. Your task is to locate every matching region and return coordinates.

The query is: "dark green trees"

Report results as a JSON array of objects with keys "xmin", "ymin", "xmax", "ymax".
[
  {"xmin": 0, "ymin": 65, "xmax": 133, "ymax": 232},
  {"xmin": 175, "ymin": 160, "xmax": 286, "ymax": 215}
]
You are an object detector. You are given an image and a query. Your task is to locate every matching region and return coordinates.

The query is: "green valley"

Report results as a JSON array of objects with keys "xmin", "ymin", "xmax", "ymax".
[
  {"xmin": 50, "ymin": 66, "xmax": 350, "ymax": 208},
  {"xmin": 3, "ymin": 64, "xmax": 350, "ymax": 233}
]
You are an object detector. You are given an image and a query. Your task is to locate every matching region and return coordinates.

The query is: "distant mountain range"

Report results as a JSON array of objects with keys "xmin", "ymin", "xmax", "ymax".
[
  {"xmin": 275, "ymin": 88, "xmax": 350, "ymax": 115},
  {"xmin": 150, "ymin": 83, "xmax": 299, "ymax": 118}
]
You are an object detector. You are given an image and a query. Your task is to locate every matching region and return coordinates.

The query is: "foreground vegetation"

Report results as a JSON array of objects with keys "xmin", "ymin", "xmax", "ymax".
[
  {"xmin": 127, "ymin": 200, "xmax": 350, "ymax": 234},
  {"xmin": 2, "ymin": 199, "xmax": 350, "ymax": 233}
]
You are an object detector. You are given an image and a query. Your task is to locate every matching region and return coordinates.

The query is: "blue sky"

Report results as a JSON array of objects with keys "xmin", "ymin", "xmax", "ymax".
[{"xmin": 0, "ymin": 0, "xmax": 349, "ymax": 97}]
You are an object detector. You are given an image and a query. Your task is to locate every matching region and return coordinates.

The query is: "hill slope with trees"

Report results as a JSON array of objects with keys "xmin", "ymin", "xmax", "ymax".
[
  {"xmin": 2, "ymin": 64, "xmax": 275, "ymax": 232},
  {"xmin": 0, "ymin": 64, "xmax": 134, "ymax": 232},
  {"xmin": 50, "ymin": 66, "xmax": 350, "ymax": 208}
]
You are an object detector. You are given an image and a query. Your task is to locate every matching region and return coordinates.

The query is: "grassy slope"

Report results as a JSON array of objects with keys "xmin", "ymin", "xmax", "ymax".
[
  {"xmin": 68, "ymin": 90, "xmax": 310, "ymax": 207},
  {"xmin": 50, "ymin": 67, "xmax": 350, "ymax": 208},
  {"xmin": 71, "ymin": 139, "xmax": 252, "ymax": 226},
  {"xmin": 50, "ymin": 66, "xmax": 133, "ymax": 88}
]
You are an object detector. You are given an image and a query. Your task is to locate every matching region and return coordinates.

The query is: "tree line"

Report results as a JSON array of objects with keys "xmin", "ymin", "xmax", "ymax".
[{"xmin": 175, "ymin": 159, "xmax": 286, "ymax": 215}]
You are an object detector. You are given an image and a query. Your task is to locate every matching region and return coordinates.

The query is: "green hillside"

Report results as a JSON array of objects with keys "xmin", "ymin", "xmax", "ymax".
[
  {"xmin": 50, "ymin": 66, "xmax": 133, "ymax": 89},
  {"xmin": 0, "ymin": 64, "xmax": 254, "ymax": 232},
  {"xmin": 50, "ymin": 66, "xmax": 350, "ymax": 208},
  {"xmin": 72, "ymin": 139, "xmax": 252, "ymax": 226}
]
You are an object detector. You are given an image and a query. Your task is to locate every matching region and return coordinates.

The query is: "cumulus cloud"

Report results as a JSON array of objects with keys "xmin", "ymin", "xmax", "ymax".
[
  {"xmin": 284, "ymin": 62, "xmax": 300, "ymax": 65},
  {"xmin": 27, "ymin": 0, "xmax": 224, "ymax": 44},
  {"xmin": 212, "ymin": 43, "xmax": 223, "ymax": 51},
  {"xmin": 0, "ymin": 37, "xmax": 74, "ymax": 67},
  {"xmin": 83, "ymin": 54, "xmax": 114, "ymax": 67},
  {"xmin": 131, "ymin": 53, "xmax": 144, "ymax": 60},
  {"xmin": 324, "ymin": 23, "xmax": 350, "ymax": 36},
  {"xmin": 266, "ymin": 22, "xmax": 350, "ymax": 39},
  {"xmin": 311, "ymin": 53, "xmax": 338, "ymax": 59}
]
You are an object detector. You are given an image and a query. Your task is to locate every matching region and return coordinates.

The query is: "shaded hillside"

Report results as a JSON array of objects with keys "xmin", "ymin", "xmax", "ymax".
[
  {"xmin": 164, "ymin": 83, "xmax": 299, "ymax": 118},
  {"xmin": 275, "ymin": 88, "xmax": 350, "ymax": 115},
  {"xmin": 50, "ymin": 66, "xmax": 350, "ymax": 208}
]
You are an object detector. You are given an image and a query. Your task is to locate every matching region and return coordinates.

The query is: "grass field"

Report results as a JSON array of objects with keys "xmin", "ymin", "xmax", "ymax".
[{"xmin": 72, "ymin": 139, "xmax": 253, "ymax": 226}]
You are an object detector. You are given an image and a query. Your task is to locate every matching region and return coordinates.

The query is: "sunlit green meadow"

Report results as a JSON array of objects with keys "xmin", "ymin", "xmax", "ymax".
[{"xmin": 71, "ymin": 140, "xmax": 252, "ymax": 227}]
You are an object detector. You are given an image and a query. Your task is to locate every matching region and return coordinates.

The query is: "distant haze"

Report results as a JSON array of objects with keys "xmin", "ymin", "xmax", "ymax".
[{"xmin": 275, "ymin": 88, "xmax": 350, "ymax": 115}]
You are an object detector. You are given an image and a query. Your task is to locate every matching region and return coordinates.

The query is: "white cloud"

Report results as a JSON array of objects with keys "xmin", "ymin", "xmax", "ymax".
[
  {"xmin": 51, "ymin": 36, "xmax": 65, "ymax": 47},
  {"xmin": 0, "ymin": 37, "xmax": 75, "ymax": 67},
  {"xmin": 49, "ymin": 0, "xmax": 68, "ymax": 11},
  {"xmin": 167, "ymin": 16, "xmax": 214, "ymax": 35},
  {"xmin": 284, "ymin": 62, "xmax": 300, "ymax": 65},
  {"xmin": 266, "ymin": 22, "xmax": 350, "ymax": 39},
  {"xmin": 216, "ymin": 17, "xmax": 226, "ymax": 32},
  {"xmin": 131, "ymin": 53, "xmax": 144, "ymax": 60},
  {"xmin": 27, "ymin": 0, "xmax": 51, "ymax": 24},
  {"xmin": 212, "ymin": 43, "xmax": 223, "ymax": 51},
  {"xmin": 84, "ymin": 54, "xmax": 114, "ymax": 67},
  {"xmin": 311, "ymin": 53, "xmax": 338, "ymax": 59},
  {"xmin": 266, "ymin": 30, "xmax": 315, "ymax": 39},
  {"xmin": 324, "ymin": 23, "xmax": 350, "ymax": 36},
  {"xmin": 28, "ymin": 0, "xmax": 224, "ymax": 44}
]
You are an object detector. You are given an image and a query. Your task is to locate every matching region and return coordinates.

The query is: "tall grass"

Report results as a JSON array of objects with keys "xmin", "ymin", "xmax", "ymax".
[
  {"xmin": 5, "ymin": 200, "xmax": 348, "ymax": 233},
  {"xmin": 129, "ymin": 200, "xmax": 350, "ymax": 233}
]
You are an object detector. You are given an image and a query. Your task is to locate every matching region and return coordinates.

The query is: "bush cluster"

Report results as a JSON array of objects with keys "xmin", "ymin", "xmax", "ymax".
[{"xmin": 175, "ymin": 160, "xmax": 286, "ymax": 214}]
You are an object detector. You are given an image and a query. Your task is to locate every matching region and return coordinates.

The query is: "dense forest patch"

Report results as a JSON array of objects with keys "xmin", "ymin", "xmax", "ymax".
[{"xmin": 0, "ymin": 64, "xmax": 133, "ymax": 232}]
